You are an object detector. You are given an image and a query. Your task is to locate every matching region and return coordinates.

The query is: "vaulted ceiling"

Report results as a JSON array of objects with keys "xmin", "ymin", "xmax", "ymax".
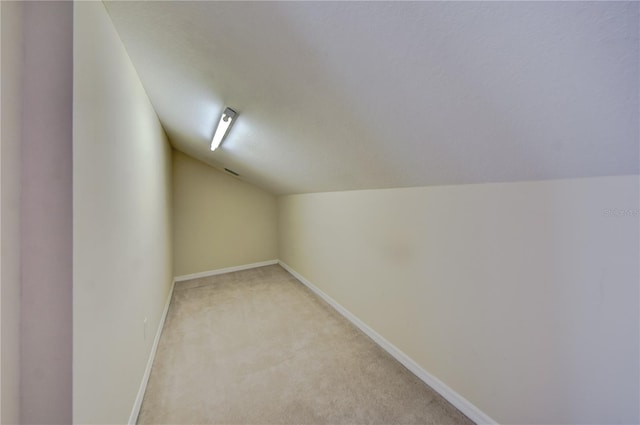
[{"xmin": 104, "ymin": 1, "xmax": 638, "ymax": 195}]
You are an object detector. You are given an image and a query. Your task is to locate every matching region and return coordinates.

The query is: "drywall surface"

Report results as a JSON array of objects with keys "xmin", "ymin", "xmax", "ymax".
[
  {"xmin": 278, "ymin": 175, "xmax": 640, "ymax": 424},
  {"xmin": 73, "ymin": 2, "xmax": 173, "ymax": 424},
  {"xmin": 20, "ymin": 2, "xmax": 73, "ymax": 423},
  {"xmin": 0, "ymin": 1, "xmax": 23, "ymax": 422},
  {"xmin": 104, "ymin": 2, "xmax": 638, "ymax": 195},
  {"xmin": 172, "ymin": 150, "xmax": 277, "ymax": 276}
]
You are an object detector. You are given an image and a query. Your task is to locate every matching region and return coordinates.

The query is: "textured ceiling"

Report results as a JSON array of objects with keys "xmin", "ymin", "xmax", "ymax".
[{"xmin": 104, "ymin": 1, "xmax": 639, "ymax": 195}]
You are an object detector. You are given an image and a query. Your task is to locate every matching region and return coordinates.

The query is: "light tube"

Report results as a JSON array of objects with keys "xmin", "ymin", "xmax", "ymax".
[{"xmin": 210, "ymin": 107, "xmax": 237, "ymax": 151}]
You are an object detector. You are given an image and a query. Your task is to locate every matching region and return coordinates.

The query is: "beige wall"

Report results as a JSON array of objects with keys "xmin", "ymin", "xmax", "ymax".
[
  {"xmin": 172, "ymin": 151, "xmax": 278, "ymax": 276},
  {"xmin": 0, "ymin": 2, "xmax": 24, "ymax": 422},
  {"xmin": 73, "ymin": 2, "xmax": 173, "ymax": 424},
  {"xmin": 278, "ymin": 175, "xmax": 639, "ymax": 425}
]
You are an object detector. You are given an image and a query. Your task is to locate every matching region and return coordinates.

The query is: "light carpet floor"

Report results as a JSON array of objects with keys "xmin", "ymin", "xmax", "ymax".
[{"xmin": 137, "ymin": 265, "xmax": 474, "ymax": 425}]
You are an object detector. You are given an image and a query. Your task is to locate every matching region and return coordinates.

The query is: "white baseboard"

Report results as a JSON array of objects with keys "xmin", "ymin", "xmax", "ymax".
[
  {"xmin": 128, "ymin": 278, "xmax": 175, "ymax": 425},
  {"xmin": 278, "ymin": 260, "xmax": 497, "ymax": 425},
  {"xmin": 174, "ymin": 260, "xmax": 278, "ymax": 282}
]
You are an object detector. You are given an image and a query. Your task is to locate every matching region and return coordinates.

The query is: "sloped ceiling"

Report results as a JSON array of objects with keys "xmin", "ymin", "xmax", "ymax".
[{"xmin": 103, "ymin": 1, "xmax": 638, "ymax": 195}]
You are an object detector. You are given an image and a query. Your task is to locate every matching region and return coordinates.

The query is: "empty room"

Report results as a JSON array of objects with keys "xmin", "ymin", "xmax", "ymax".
[{"xmin": 0, "ymin": 1, "xmax": 638, "ymax": 424}]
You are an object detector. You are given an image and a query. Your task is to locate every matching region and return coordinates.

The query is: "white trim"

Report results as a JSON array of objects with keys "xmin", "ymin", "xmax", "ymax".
[
  {"xmin": 128, "ymin": 278, "xmax": 175, "ymax": 425},
  {"xmin": 278, "ymin": 260, "xmax": 498, "ymax": 425},
  {"xmin": 173, "ymin": 260, "xmax": 278, "ymax": 283}
]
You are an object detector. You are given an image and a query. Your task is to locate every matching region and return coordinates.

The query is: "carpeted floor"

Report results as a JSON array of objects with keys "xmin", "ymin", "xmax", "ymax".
[{"xmin": 137, "ymin": 265, "xmax": 474, "ymax": 424}]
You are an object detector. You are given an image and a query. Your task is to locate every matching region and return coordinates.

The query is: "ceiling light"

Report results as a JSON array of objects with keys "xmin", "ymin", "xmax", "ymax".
[{"xmin": 210, "ymin": 107, "xmax": 237, "ymax": 151}]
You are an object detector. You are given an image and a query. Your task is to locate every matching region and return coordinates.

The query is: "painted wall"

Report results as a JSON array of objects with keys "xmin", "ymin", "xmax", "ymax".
[
  {"xmin": 73, "ymin": 2, "xmax": 173, "ymax": 424},
  {"xmin": 19, "ymin": 2, "xmax": 74, "ymax": 423},
  {"xmin": 0, "ymin": 2, "xmax": 24, "ymax": 422},
  {"xmin": 278, "ymin": 175, "xmax": 639, "ymax": 425},
  {"xmin": 172, "ymin": 150, "xmax": 278, "ymax": 276}
]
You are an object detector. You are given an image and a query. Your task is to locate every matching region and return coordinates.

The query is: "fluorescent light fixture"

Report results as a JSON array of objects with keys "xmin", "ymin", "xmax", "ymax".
[{"xmin": 210, "ymin": 107, "xmax": 237, "ymax": 151}]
